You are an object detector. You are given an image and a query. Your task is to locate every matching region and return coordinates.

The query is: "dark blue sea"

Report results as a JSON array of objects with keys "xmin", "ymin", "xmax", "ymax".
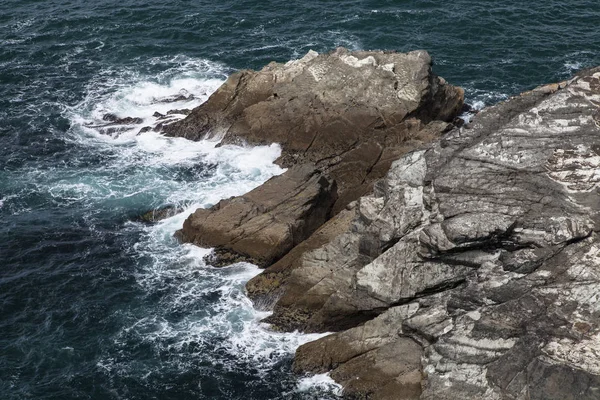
[{"xmin": 1, "ymin": 1, "xmax": 599, "ymax": 399}]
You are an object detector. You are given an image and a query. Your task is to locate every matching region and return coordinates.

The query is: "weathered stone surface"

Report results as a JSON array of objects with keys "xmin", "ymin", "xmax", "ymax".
[
  {"xmin": 175, "ymin": 164, "xmax": 337, "ymax": 267},
  {"xmin": 253, "ymin": 149, "xmax": 442, "ymax": 332},
  {"xmin": 165, "ymin": 47, "xmax": 463, "ymax": 213},
  {"xmin": 165, "ymin": 46, "xmax": 600, "ymax": 398},
  {"xmin": 277, "ymin": 67, "xmax": 600, "ymax": 398},
  {"xmin": 294, "ymin": 306, "xmax": 423, "ymax": 399}
]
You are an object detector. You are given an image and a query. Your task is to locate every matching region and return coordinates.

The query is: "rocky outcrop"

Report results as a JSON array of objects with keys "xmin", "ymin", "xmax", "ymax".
[
  {"xmin": 294, "ymin": 306, "xmax": 424, "ymax": 399},
  {"xmin": 175, "ymin": 164, "xmax": 337, "ymax": 267},
  {"xmin": 278, "ymin": 68, "xmax": 600, "ymax": 399},
  {"xmin": 165, "ymin": 47, "xmax": 463, "ymax": 214},
  {"xmin": 167, "ymin": 48, "xmax": 463, "ymax": 268},
  {"xmin": 164, "ymin": 47, "xmax": 600, "ymax": 398}
]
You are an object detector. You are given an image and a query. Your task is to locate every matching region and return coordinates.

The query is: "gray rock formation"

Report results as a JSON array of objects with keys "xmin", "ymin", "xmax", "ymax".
[
  {"xmin": 260, "ymin": 68, "xmax": 600, "ymax": 399},
  {"xmin": 169, "ymin": 48, "xmax": 463, "ymax": 269},
  {"xmin": 165, "ymin": 47, "xmax": 463, "ymax": 214},
  {"xmin": 166, "ymin": 45, "xmax": 600, "ymax": 398},
  {"xmin": 175, "ymin": 164, "xmax": 337, "ymax": 267}
]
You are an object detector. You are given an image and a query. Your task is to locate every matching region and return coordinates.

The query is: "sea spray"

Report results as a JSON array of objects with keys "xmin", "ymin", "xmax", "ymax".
[{"xmin": 64, "ymin": 58, "xmax": 339, "ymax": 398}]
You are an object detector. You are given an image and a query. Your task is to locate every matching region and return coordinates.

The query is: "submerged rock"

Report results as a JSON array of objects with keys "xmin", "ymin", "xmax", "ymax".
[
  {"xmin": 272, "ymin": 68, "xmax": 600, "ymax": 398},
  {"xmin": 138, "ymin": 205, "xmax": 182, "ymax": 223}
]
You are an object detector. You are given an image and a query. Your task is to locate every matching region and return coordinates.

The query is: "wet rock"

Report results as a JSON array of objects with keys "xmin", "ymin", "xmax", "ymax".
[
  {"xmin": 204, "ymin": 247, "xmax": 261, "ymax": 268},
  {"xmin": 138, "ymin": 205, "xmax": 183, "ymax": 222},
  {"xmin": 282, "ymin": 67, "xmax": 600, "ymax": 398},
  {"xmin": 102, "ymin": 113, "xmax": 119, "ymax": 122},
  {"xmin": 87, "ymin": 114, "xmax": 145, "ymax": 137},
  {"xmin": 155, "ymin": 89, "xmax": 194, "ymax": 103},
  {"xmin": 166, "ymin": 108, "xmax": 192, "ymax": 116},
  {"xmin": 138, "ymin": 126, "xmax": 152, "ymax": 135},
  {"xmin": 101, "ymin": 113, "xmax": 143, "ymax": 125},
  {"xmin": 175, "ymin": 164, "xmax": 337, "ymax": 267}
]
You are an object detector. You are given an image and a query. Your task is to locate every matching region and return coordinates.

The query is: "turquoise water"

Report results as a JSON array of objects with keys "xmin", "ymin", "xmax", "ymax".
[{"xmin": 1, "ymin": 1, "xmax": 599, "ymax": 399}]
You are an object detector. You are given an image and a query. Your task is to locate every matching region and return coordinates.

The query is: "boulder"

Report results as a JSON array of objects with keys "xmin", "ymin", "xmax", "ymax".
[
  {"xmin": 164, "ymin": 47, "xmax": 463, "ymax": 213},
  {"xmin": 175, "ymin": 164, "xmax": 337, "ymax": 267},
  {"xmin": 273, "ymin": 68, "xmax": 600, "ymax": 398}
]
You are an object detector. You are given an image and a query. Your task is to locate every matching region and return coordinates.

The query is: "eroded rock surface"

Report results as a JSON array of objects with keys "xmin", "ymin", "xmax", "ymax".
[
  {"xmin": 269, "ymin": 68, "xmax": 600, "ymax": 399},
  {"xmin": 165, "ymin": 47, "xmax": 463, "ymax": 213},
  {"xmin": 167, "ymin": 46, "xmax": 600, "ymax": 398},
  {"xmin": 175, "ymin": 164, "xmax": 337, "ymax": 267}
]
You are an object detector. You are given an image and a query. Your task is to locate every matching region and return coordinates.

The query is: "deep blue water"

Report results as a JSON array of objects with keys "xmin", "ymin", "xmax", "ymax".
[{"xmin": 1, "ymin": 1, "xmax": 599, "ymax": 399}]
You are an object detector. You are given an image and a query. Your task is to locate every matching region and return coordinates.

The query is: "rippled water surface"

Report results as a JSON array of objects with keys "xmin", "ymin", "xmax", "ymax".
[{"xmin": 1, "ymin": 1, "xmax": 599, "ymax": 399}]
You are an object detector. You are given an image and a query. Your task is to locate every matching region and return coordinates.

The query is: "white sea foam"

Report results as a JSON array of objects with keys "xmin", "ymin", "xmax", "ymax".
[
  {"xmin": 67, "ymin": 56, "xmax": 338, "ymax": 396},
  {"xmin": 65, "ymin": 56, "xmax": 227, "ymax": 142},
  {"xmin": 55, "ymin": 57, "xmax": 283, "ymax": 212},
  {"xmin": 129, "ymin": 224, "xmax": 330, "ymax": 376},
  {"xmin": 296, "ymin": 373, "xmax": 343, "ymax": 396},
  {"xmin": 564, "ymin": 61, "xmax": 583, "ymax": 74},
  {"xmin": 460, "ymin": 91, "xmax": 509, "ymax": 124},
  {"xmin": 369, "ymin": 8, "xmax": 429, "ymax": 15}
]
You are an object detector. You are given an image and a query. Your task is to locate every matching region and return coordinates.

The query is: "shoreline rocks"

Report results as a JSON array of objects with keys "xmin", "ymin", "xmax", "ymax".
[
  {"xmin": 175, "ymin": 164, "xmax": 337, "ymax": 267},
  {"xmin": 285, "ymin": 68, "xmax": 600, "ymax": 399},
  {"xmin": 165, "ymin": 47, "xmax": 463, "ymax": 215},
  {"xmin": 167, "ymin": 47, "xmax": 464, "ymax": 267},
  {"xmin": 161, "ymin": 45, "xmax": 600, "ymax": 398}
]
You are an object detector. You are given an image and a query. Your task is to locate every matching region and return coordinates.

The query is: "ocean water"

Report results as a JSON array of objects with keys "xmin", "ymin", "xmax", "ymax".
[{"xmin": 0, "ymin": 1, "xmax": 598, "ymax": 399}]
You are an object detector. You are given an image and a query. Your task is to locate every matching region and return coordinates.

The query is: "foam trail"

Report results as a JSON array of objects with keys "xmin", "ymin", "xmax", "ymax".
[
  {"xmin": 65, "ymin": 56, "xmax": 228, "ymax": 142},
  {"xmin": 60, "ymin": 56, "xmax": 341, "ymax": 398}
]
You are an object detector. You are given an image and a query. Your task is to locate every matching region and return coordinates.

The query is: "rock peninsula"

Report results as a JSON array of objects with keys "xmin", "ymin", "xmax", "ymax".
[
  {"xmin": 167, "ymin": 47, "xmax": 464, "ymax": 266},
  {"xmin": 163, "ymin": 48, "xmax": 600, "ymax": 399}
]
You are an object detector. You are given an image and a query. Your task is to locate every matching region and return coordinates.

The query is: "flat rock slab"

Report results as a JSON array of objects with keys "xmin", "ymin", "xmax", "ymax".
[
  {"xmin": 294, "ymin": 306, "xmax": 423, "ymax": 399},
  {"xmin": 175, "ymin": 164, "xmax": 337, "ymax": 267}
]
